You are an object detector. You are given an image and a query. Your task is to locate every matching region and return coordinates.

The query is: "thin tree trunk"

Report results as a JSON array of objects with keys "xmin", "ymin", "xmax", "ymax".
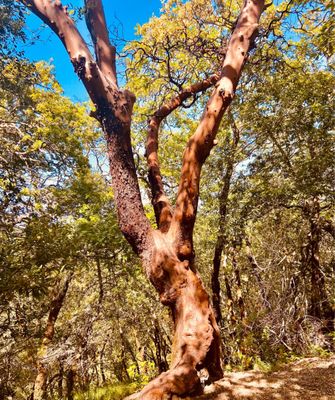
[
  {"xmin": 231, "ymin": 246, "xmax": 247, "ymax": 323},
  {"xmin": 96, "ymin": 256, "xmax": 104, "ymax": 306},
  {"xmin": 245, "ymin": 237, "xmax": 270, "ymax": 311},
  {"xmin": 58, "ymin": 364, "xmax": 63, "ymax": 399},
  {"xmin": 223, "ymin": 254, "xmax": 235, "ymax": 325},
  {"xmin": 211, "ymin": 115, "xmax": 240, "ymax": 325},
  {"xmin": 33, "ymin": 273, "xmax": 72, "ymax": 400},
  {"xmin": 151, "ymin": 317, "xmax": 169, "ymax": 373},
  {"xmin": 65, "ymin": 369, "xmax": 74, "ymax": 400},
  {"xmin": 120, "ymin": 326, "xmax": 141, "ymax": 376},
  {"xmin": 99, "ymin": 342, "xmax": 107, "ymax": 385},
  {"xmin": 304, "ymin": 198, "xmax": 332, "ymax": 320}
]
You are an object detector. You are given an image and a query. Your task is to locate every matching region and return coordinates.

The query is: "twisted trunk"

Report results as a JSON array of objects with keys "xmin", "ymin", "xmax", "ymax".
[
  {"xmin": 138, "ymin": 230, "xmax": 222, "ymax": 398},
  {"xmin": 20, "ymin": 0, "xmax": 265, "ymax": 397}
]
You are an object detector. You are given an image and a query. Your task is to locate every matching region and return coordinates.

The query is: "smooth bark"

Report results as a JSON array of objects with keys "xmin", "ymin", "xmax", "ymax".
[{"xmin": 146, "ymin": 74, "xmax": 220, "ymax": 231}]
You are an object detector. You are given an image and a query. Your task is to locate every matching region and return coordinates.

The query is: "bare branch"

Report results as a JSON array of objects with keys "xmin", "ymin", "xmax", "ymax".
[
  {"xmin": 171, "ymin": 0, "xmax": 265, "ymax": 260},
  {"xmin": 85, "ymin": 0, "xmax": 118, "ymax": 87},
  {"xmin": 264, "ymin": 0, "xmax": 295, "ymax": 37},
  {"xmin": 20, "ymin": 0, "xmax": 106, "ymax": 106},
  {"xmin": 147, "ymin": 74, "xmax": 220, "ymax": 231},
  {"xmin": 20, "ymin": 0, "xmax": 151, "ymax": 255}
]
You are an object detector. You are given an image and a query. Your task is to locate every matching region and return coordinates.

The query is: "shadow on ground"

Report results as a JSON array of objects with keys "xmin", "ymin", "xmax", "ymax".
[{"xmin": 194, "ymin": 356, "xmax": 335, "ymax": 400}]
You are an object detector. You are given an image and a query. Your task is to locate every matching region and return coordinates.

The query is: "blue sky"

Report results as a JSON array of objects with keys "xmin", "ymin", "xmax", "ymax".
[{"xmin": 23, "ymin": 0, "xmax": 162, "ymax": 101}]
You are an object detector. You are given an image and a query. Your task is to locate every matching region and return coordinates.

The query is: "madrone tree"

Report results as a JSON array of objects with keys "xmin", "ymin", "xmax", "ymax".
[{"xmin": 19, "ymin": 0, "xmax": 265, "ymax": 398}]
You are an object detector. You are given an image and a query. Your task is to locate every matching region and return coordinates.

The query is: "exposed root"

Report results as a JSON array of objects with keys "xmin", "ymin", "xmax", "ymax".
[
  {"xmin": 137, "ymin": 231, "xmax": 223, "ymax": 399},
  {"xmin": 138, "ymin": 365, "xmax": 201, "ymax": 400}
]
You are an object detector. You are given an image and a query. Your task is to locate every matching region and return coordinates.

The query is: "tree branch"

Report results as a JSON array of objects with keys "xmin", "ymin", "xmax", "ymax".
[
  {"xmin": 146, "ymin": 74, "xmax": 220, "ymax": 232},
  {"xmin": 20, "ymin": 0, "xmax": 151, "ymax": 255},
  {"xmin": 20, "ymin": 0, "xmax": 106, "ymax": 108},
  {"xmin": 171, "ymin": 0, "xmax": 265, "ymax": 260},
  {"xmin": 85, "ymin": 0, "xmax": 118, "ymax": 87}
]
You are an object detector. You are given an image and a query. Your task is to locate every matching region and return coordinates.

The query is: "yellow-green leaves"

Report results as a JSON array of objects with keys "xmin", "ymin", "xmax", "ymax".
[{"xmin": 31, "ymin": 139, "xmax": 44, "ymax": 151}]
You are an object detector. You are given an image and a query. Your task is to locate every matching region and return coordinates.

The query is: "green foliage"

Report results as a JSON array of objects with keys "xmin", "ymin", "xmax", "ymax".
[
  {"xmin": 74, "ymin": 382, "xmax": 140, "ymax": 400},
  {"xmin": 0, "ymin": 0, "xmax": 26, "ymax": 58},
  {"xmin": 127, "ymin": 360, "xmax": 156, "ymax": 384}
]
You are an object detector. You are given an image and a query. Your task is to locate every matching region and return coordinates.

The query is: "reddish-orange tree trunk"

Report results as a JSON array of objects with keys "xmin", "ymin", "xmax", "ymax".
[{"xmin": 20, "ymin": 0, "xmax": 265, "ymax": 397}]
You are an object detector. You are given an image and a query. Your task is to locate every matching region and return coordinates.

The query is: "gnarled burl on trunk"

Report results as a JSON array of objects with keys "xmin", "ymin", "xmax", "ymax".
[{"xmin": 19, "ymin": 0, "xmax": 265, "ymax": 397}]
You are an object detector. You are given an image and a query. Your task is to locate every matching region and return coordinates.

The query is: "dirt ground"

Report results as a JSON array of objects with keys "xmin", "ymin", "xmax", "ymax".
[
  {"xmin": 193, "ymin": 356, "xmax": 335, "ymax": 400},
  {"xmin": 125, "ymin": 356, "xmax": 335, "ymax": 399}
]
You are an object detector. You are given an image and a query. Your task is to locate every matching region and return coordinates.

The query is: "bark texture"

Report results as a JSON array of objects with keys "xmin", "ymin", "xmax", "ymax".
[
  {"xmin": 33, "ymin": 273, "xmax": 72, "ymax": 400},
  {"xmin": 20, "ymin": 0, "xmax": 265, "ymax": 398}
]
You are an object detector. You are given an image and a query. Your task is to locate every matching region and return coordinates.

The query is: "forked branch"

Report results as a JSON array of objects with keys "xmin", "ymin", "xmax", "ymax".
[
  {"xmin": 147, "ymin": 74, "xmax": 220, "ymax": 232},
  {"xmin": 20, "ymin": 0, "xmax": 107, "ymax": 109},
  {"xmin": 20, "ymin": 0, "xmax": 151, "ymax": 255}
]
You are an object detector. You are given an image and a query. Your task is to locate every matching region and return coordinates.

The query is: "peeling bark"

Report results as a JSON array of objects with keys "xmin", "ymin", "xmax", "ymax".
[
  {"xmin": 139, "ymin": 230, "xmax": 223, "ymax": 398},
  {"xmin": 85, "ymin": 0, "xmax": 117, "ymax": 86},
  {"xmin": 171, "ymin": 0, "xmax": 265, "ymax": 263},
  {"xmin": 21, "ymin": 0, "xmax": 151, "ymax": 255}
]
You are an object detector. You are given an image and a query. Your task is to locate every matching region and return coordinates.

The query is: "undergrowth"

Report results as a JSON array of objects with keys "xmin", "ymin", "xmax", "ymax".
[{"xmin": 74, "ymin": 382, "xmax": 141, "ymax": 400}]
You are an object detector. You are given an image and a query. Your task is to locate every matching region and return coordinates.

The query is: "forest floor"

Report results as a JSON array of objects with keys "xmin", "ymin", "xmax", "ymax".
[
  {"xmin": 192, "ymin": 356, "xmax": 335, "ymax": 400},
  {"xmin": 125, "ymin": 356, "xmax": 335, "ymax": 399}
]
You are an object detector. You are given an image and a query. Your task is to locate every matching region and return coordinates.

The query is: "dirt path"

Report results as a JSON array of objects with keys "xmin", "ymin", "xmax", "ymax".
[
  {"xmin": 194, "ymin": 356, "xmax": 335, "ymax": 400},
  {"xmin": 125, "ymin": 356, "xmax": 334, "ymax": 399}
]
